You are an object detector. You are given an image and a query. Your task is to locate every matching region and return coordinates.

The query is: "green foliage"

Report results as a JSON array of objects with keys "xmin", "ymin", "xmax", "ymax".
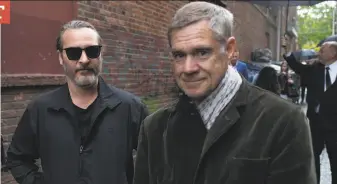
[
  {"xmin": 302, "ymin": 41, "xmax": 320, "ymax": 52},
  {"xmin": 297, "ymin": 3, "xmax": 335, "ymax": 49},
  {"xmin": 141, "ymin": 97, "xmax": 160, "ymax": 113}
]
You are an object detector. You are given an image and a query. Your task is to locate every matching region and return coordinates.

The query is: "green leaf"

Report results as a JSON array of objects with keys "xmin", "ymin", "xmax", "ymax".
[{"xmin": 297, "ymin": 3, "xmax": 335, "ymax": 49}]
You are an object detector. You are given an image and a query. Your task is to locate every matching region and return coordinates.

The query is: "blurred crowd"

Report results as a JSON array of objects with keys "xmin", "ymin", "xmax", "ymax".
[{"xmin": 230, "ymin": 47, "xmax": 318, "ymax": 105}]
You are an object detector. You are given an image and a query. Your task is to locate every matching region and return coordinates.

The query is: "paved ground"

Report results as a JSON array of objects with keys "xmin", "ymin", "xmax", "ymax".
[
  {"xmin": 300, "ymin": 103, "xmax": 331, "ymax": 184},
  {"xmin": 320, "ymin": 149, "xmax": 331, "ymax": 184}
]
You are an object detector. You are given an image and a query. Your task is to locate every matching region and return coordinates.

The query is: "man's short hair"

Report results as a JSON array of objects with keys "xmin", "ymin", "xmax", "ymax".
[
  {"xmin": 252, "ymin": 48, "xmax": 272, "ymax": 62},
  {"xmin": 323, "ymin": 41, "xmax": 337, "ymax": 54},
  {"xmin": 167, "ymin": 1, "xmax": 234, "ymax": 46},
  {"xmin": 56, "ymin": 20, "xmax": 102, "ymax": 51}
]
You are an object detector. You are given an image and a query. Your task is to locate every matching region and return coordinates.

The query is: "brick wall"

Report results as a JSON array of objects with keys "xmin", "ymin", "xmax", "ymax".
[
  {"xmin": 1, "ymin": 1, "xmax": 187, "ymax": 183},
  {"xmin": 76, "ymin": 1, "xmax": 187, "ymax": 104},
  {"xmin": 1, "ymin": 1, "xmax": 289, "ymax": 183},
  {"xmin": 227, "ymin": 2, "xmax": 279, "ymax": 61},
  {"xmin": 1, "ymin": 85, "xmax": 59, "ymax": 183}
]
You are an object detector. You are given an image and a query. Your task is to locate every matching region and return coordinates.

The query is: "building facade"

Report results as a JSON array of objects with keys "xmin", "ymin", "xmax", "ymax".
[{"xmin": 1, "ymin": 1, "xmax": 297, "ymax": 183}]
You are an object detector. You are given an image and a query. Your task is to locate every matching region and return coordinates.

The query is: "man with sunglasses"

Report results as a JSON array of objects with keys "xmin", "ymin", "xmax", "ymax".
[{"xmin": 6, "ymin": 20, "xmax": 149, "ymax": 184}]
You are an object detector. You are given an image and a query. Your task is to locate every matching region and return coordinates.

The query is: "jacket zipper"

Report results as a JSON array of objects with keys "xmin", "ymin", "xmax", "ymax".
[{"xmin": 79, "ymin": 144, "xmax": 84, "ymax": 175}]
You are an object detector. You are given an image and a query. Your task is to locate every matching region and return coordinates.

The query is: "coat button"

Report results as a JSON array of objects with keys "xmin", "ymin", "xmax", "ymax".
[{"xmin": 79, "ymin": 145, "xmax": 84, "ymax": 154}]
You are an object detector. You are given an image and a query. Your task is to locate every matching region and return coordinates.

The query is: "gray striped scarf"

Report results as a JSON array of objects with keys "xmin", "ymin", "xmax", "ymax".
[{"xmin": 197, "ymin": 66, "xmax": 242, "ymax": 130}]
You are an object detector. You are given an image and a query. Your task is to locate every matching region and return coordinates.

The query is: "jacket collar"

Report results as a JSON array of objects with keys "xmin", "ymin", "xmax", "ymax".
[
  {"xmin": 47, "ymin": 76, "xmax": 121, "ymax": 112},
  {"xmin": 200, "ymin": 79, "xmax": 251, "ymax": 155},
  {"xmin": 174, "ymin": 78, "xmax": 250, "ymax": 115},
  {"xmin": 173, "ymin": 79, "xmax": 254, "ymax": 159}
]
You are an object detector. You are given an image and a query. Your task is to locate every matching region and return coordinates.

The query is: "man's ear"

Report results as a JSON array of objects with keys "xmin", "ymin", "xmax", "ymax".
[
  {"xmin": 58, "ymin": 50, "xmax": 64, "ymax": 66},
  {"xmin": 100, "ymin": 43, "xmax": 106, "ymax": 58},
  {"xmin": 226, "ymin": 37, "xmax": 236, "ymax": 59}
]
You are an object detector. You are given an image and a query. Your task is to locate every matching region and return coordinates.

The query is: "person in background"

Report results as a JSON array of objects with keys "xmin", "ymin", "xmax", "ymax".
[
  {"xmin": 294, "ymin": 61, "xmax": 308, "ymax": 104},
  {"xmin": 6, "ymin": 20, "xmax": 149, "ymax": 184},
  {"xmin": 252, "ymin": 71, "xmax": 259, "ymax": 84},
  {"xmin": 230, "ymin": 49, "xmax": 249, "ymax": 80},
  {"xmin": 134, "ymin": 2, "xmax": 316, "ymax": 184},
  {"xmin": 299, "ymin": 58, "xmax": 318, "ymax": 104},
  {"xmin": 255, "ymin": 66, "xmax": 281, "ymax": 95},
  {"xmin": 284, "ymin": 41, "xmax": 337, "ymax": 184},
  {"xmin": 251, "ymin": 49, "xmax": 273, "ymax": 84},
  {"xmin": 278, "ymin": 61, "xmax": 290, "ymax": 99},
  {"xmin": 300, "ymin": 72, "xmax": 307, "ymax": 104},
  {"xmin": 287, "ymin": 71, "xmax": 301, "ymax": 104},
  {"xmin": 299, "ymin": 59, "xmax": 319, "ymax": 104}
]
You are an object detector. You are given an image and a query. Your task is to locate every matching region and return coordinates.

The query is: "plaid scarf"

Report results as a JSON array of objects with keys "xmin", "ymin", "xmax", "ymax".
[{"xmin": 197, "ymin": 66, "xmax": 242, "ymax": 130}]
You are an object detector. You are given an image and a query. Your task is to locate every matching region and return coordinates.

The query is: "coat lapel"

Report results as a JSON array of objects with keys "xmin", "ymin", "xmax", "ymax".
[
  {"xmin": 200, "ymin": 106, "xmax": 240, "ymax": 158},
  {"xmin": 200, "ymin": 81, "xmax": 250, "ymax": 159},
  {"xmin": 317, "ymin": 64, "xmax": 325, "ymax": 94}
]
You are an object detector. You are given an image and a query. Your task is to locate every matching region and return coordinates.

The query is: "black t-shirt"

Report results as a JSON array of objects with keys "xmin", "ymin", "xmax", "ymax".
[{"xmin": 73, "ymin": 98, "xmax": 98, "ymax": 144}]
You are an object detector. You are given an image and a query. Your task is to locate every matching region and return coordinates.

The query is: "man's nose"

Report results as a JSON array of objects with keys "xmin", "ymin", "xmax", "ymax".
[
  {"xmin": 78, "ymin": 50, "xmax": 90, "ymax": 64},
  {"xmin": 183, "ymin": 56, "xmax": 199, "ymax": 74}
]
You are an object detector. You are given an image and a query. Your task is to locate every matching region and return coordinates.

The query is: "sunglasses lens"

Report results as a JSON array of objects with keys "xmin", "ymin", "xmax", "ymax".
[
  {"xmin": 65, "ymin": 48, "xmax": 82, "ymax": 60},
  {"xmin": 85, "ymin": 46, "xmax": 101, "ymax": 59}
]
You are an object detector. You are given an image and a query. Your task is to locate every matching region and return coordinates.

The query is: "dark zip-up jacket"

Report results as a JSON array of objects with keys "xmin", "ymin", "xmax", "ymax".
[{"xmin": 6, "ymin": 77, "xmax": 149, "ymax": 184}]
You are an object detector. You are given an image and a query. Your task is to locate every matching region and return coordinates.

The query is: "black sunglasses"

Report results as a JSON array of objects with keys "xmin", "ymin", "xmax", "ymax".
[{"xmin": 62, "ymin": 45, "xmax": 102, "ymax": 61}]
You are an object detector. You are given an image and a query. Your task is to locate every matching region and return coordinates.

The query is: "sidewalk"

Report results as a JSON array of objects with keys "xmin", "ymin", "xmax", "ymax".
[{"xmin": 321, "ymin": 149, "xmax": 331, "ymax": 184}]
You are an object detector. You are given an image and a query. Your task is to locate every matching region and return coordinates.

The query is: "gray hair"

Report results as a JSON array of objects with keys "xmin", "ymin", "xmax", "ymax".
[
  {"xmin": 167, "ymin": 1, "xmax": 234, "ymax": 47},
  {"xmin": 56, "ymin": 20, "xmax": 102, "ymax": 51},
  {"xmin": 253, "ymin": 48, "xmax": 272, "ymax": 62},
  {"xmin": 323, "ymin": 41, "xmax": 337, "ymax": 52}
]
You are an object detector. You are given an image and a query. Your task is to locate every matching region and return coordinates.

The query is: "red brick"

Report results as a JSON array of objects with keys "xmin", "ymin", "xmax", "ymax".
[
  {"xmin": 1, "ymin": 118, "xmax": 20, "ymax": 127},
  {"xmin": 1, "ymin": 172, "xmax": 16, "ymax": 184},
  {"xmin": 1, "ymin": 85, "xmax": 58, "ymax": 184},
  {"xmin": 75, "ymin": 1, "xmax": 186, "ymax": 99}
]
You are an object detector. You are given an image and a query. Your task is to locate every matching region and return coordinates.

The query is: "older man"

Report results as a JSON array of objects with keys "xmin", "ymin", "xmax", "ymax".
[
  {"xmin": 284, "ymin": 41, "xmax": 337, "ymax": 184},
  {"xmin": 134, "ymin": 2, "xmax": 316, "ymax": 184},
  {"xmin": 6, "ymin": 20, "xmax": 148, "ymax": 184}
]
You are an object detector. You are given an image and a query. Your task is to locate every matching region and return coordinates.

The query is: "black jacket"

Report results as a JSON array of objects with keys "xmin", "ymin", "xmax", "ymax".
[
  {"xmin": 284, "ymin": 53, "xmax": 337, "ymax": 130},
  {"xmin": 6, "ymin": 77, "xmax": 149, "ymax": 184},
  {"xmin": 134, "ymin": 80, "xmax": 316, "ymax": 184}
]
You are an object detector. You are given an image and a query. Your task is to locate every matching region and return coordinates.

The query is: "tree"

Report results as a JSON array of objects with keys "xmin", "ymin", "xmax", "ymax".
[{"xmin": 297, "ymin": 3, "xmax": 335, "ymax": 49}]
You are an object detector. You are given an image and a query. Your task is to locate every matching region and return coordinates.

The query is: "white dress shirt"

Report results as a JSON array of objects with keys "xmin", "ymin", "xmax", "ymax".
[
  {"xmin": 316, "ymin": 60, "xmax": 337, "ymax": 113},
  {"xmin": 325, "ymin": 60, "xmax": 337, "ymax": 91}
]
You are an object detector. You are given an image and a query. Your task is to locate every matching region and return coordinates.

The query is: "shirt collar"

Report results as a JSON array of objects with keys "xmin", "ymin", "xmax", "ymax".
[
  {"xmin": 327, "ymin": 60, "xmax": 337, "ymax": 71},
  {"xmin": 233, "ymin": 60, "xmax": 242, "ymax": 67}
]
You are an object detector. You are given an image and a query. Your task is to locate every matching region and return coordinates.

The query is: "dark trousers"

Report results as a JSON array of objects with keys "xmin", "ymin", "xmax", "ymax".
[{"xmin": 310, "ymin": 114, "xmax": 337, "ymax": 184}]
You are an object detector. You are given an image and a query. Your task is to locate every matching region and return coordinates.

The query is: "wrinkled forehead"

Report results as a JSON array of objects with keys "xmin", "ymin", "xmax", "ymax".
[
  {"xmin": 321, "ymin": 41, "xmax": 336, "ymax": 49},
  {"xmin": 170, "ymin": 20, "xmax": 219, "ymax": 52},
  {"xmin": 62, "ymin": 28, "xmax": 100, "ymax": 48},
  {"xmin": 170, "ymin": 33, "xmax": 222, "ymax": 55}
]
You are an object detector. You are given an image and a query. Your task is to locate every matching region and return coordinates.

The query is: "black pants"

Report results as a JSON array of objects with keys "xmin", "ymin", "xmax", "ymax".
[{"xmin": 310, "ymin": 114, "xmax": 337, "ymax": 184}]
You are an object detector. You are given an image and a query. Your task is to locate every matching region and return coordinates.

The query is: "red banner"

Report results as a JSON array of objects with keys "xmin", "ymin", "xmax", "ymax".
[{"xmin": 0, "ymin": 1, "xmax": 10, "ymax": 24}]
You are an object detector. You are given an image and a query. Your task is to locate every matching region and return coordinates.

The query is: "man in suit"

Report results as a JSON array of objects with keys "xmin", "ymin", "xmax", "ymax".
[
  {"xmin": 230, "ymin": 49, "xmax": 249, "ymax": 80},
  {"xmin": 284, "ymin": 41, "xmax": 337, "ymax": 184}
]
